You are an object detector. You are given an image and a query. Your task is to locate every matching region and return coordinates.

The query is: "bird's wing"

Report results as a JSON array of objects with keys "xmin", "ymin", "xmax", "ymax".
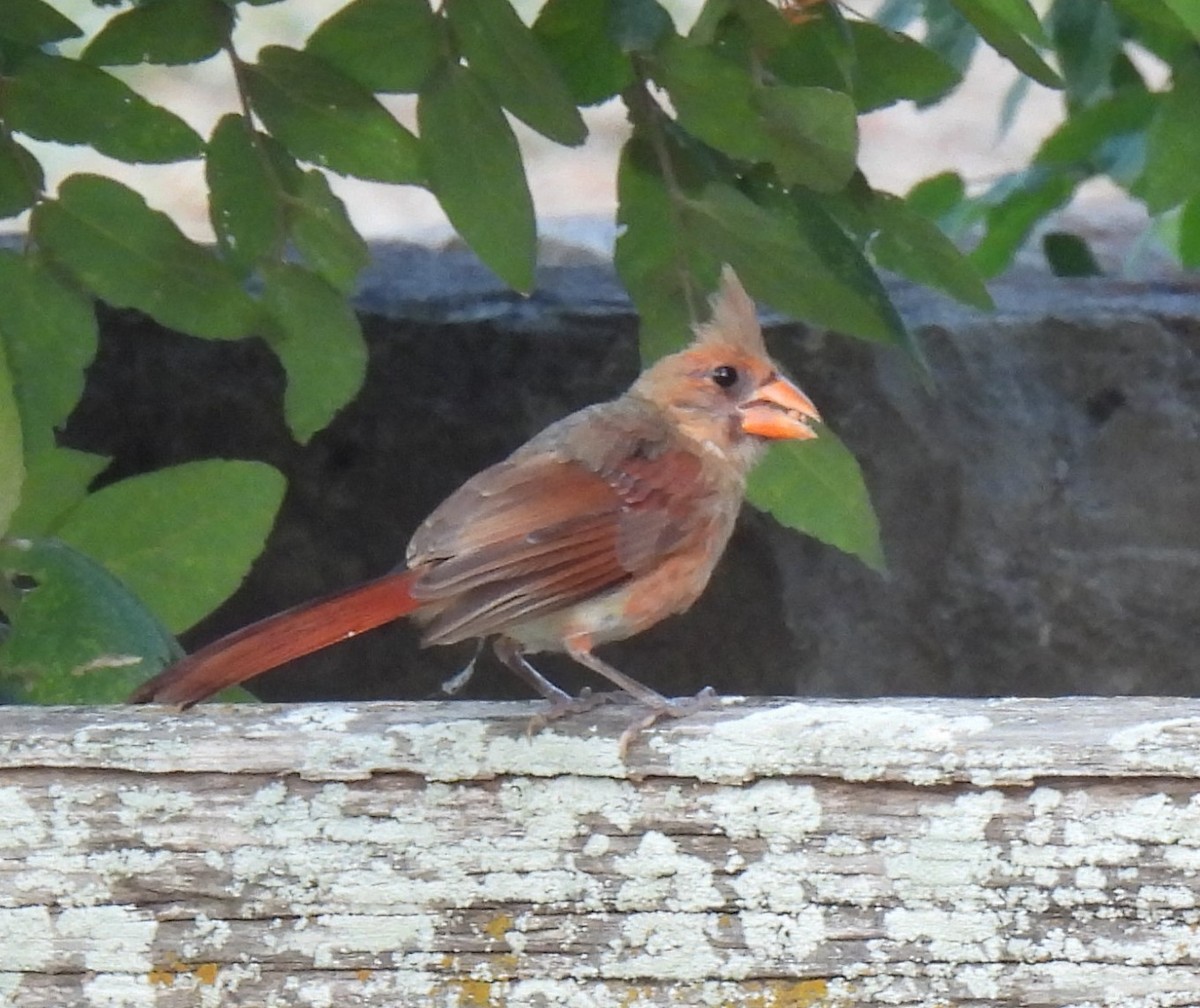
[{"xmin": 406, "ymin": 400, "xmax": 722, "ymax": 644}]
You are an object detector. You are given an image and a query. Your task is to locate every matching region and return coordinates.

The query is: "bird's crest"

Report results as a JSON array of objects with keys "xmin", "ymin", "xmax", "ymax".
[{"xmin": 692, "ymin": 265, "xmax": 766, "ymax": 356}]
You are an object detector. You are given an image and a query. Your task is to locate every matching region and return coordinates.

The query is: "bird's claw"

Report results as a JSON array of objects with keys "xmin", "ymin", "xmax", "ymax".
[
  {"xmin": 617, "ymin": 686, "xmax": 719, "ymax": 757},
  {"xmin": 525, "ymin": 687, "xmax": 618, "ymax": 738}
]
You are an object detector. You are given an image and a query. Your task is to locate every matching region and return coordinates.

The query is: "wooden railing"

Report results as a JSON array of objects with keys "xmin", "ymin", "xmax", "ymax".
[{"xmin": 4, "ymin": 696, "xmax": 1200, "ymax": 1006}]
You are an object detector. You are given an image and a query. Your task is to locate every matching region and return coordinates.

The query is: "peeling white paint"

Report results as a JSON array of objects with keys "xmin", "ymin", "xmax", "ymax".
[
  {"xmin": 700, "ymin": 779, "xmax": 821, "ymax": 846},
  {"xmin": 0, "ymin": 907, "xmax": 53, "ymax": 970},
  {"xmin": 582, "ymin": 832, "xmax": 611, "ymax": 857},
  {"xmin": 0, "ymin": 786, "xmax": 48, "ymax": 847},
  {"xmin": 80, "ymin": 973, "xmax": 155, "ymax": 1008},
  {"xmin": 737, "ymin": 908, "xmax": 827, "ymax": 968},
  {"xmin": 9, "ymin": 699, "xmax": 1200, "ymax": 1006},
  {"xmin": 114, "ymin": 783, "xmax": 196, "ymax": 826},
  {"xmin": 0, "ymin": 973, "xmax": 22, "ymax": 1004},
  {"xmin": 670, "ymin": 701, "xmax": 995, "ymax": 784},
  {"xmin": 884, "ymin": 906, "xmax": 1005, "ymax": 960},
  {"xmin": 273, "ymin": 913, "xmax": 437, "ymax": 968},
  {"xmin": 57, "ymin": 906, "xmax": 157, "ymax": 971},
  {"xmin": 613, "ymin": 831, "xmax": 722, "ymax": 912},
  {"xmin": 497, "ymin": 776, "xmax": 640, "ymax": 837},
  {"xmin": 609, "ymin": 912, "xmax": 722, "ymax": 980},
  {"xmin": 1108, "ymin": 717, "xmax": 1200, "ymax": 754},
  {"xmin": 731, "ymin": 852, "xmax": 812, "ymax": 912}
]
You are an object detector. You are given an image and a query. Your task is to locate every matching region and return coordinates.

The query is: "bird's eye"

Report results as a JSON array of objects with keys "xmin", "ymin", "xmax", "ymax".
[{"xmin": 711, "ymin": 365, "xmax": 738, "ymax": 388}]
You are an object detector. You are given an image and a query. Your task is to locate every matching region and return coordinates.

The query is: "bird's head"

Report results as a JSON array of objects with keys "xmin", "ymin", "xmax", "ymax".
[{"xmin": 630, "ymin": 267, "xmax": 822, "ymax": 471}]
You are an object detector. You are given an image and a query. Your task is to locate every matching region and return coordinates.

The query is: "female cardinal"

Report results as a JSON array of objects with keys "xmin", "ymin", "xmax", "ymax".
[{"xmin": 130, "ymin": 266, "xmax": 821, "ymax": 741}]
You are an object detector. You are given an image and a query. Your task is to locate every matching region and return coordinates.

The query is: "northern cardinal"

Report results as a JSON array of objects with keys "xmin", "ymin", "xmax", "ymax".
[{"xmin": 129, "ymin": 267, "xmax": 821, "ymax": 741}]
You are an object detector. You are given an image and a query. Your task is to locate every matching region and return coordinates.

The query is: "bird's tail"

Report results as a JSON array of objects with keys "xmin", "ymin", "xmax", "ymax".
[{"xmin": 128, "ymin": 569, "xmax": 421, "ymax": 707}]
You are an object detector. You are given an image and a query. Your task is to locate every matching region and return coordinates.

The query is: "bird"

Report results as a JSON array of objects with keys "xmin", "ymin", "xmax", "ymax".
[{"xmin": 129, "ymin": 266, "xmax": 822, "ymax": 746}]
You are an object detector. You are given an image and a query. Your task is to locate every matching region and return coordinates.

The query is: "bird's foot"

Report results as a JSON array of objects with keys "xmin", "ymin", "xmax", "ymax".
[
  {"xmin": 525, "ymin": 687, "xmax": 620, "ymax": 737},
  {"xmin": 618, "ymin": 686, "xmax": 720, "ymax": 757}
]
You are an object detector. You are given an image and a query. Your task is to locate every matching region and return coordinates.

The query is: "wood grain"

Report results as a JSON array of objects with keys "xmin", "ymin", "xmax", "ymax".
[{"xmin": 3, "ymin": 697, "xmax": 1200, "ymax": 1006}]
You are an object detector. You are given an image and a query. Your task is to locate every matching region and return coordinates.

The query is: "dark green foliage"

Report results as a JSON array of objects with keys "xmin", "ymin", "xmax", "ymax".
[
  {"xmin": 306, "ymin": 0, "xmax": 439, "ymax": 93},
  {"xmin": 242, "ymin": 46, "xmax": 424, "ymax": 183},
  {"xmin": 82, "ymin": 0, "xmax": 233, "ymax": 66},
  {"xmin": 5, "ymin": 51, "xmax": 204, "ymax": 163},
  {"xmin": 419, "ymin": 62, "xmax": 537, "ymax": 292},
  {"xmin": 1043, "ymin": 231, "xmax": 1102, "ymax": 276},
  {"xmin": 32, "ymin": 175, "xmax": 258, "ymax": 339},
  {"xmin": 446, "ymin": 0, "xmax": 587, "ymax": 145},
  {"xmin": 0, "ymin": 0, "xmax": 1191, "ymax": 702},
  {"xmin": 0, "ymin": 0, "xmax": 82, "ymax": 46}
]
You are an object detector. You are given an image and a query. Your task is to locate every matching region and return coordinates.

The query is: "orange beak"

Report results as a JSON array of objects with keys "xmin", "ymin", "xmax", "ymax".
[{"xmin": 739, "ymin": 375, "xmax": 822, "ymax": 440}]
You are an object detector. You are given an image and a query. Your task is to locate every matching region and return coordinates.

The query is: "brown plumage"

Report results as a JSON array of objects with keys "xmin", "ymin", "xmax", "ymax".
[{"xmin": 129, "ymin": 267, "xmax": 821, "ymax": 741}]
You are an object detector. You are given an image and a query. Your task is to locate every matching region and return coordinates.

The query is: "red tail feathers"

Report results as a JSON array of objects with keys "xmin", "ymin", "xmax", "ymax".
[{"xmin": 128, "ymin": 569, "xmax": 421, "ymax": 707}]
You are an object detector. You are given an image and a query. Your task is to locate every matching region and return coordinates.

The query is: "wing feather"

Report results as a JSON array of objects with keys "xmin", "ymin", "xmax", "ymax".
[{"xmin": 406, "ymin": 398, "xmax": 725, "ymax": 646}]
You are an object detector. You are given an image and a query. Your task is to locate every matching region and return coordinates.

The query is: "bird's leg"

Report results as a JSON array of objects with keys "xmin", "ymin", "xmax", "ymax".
[
  {"xmin": 564, "ymin": 635, "xmax": 719, "ymax": 756},
  {"xmin": 491, "ymin": 637, "xmax": 612, "ymax": 734},
  {"xmin": 438, "ymin": 639, "xmax": 485, "ymax": 697}
]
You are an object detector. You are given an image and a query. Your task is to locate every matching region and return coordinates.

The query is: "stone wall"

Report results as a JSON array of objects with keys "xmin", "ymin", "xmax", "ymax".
[{"xmin": 63, "ymin": 249, "xmax": 1200, "ymax": 702}]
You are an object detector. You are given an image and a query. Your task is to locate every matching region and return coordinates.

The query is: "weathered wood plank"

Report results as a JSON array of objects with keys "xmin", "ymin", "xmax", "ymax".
[{"xmin": 3, "ymin": 697, "xmax": 1200, "ymax": 1006}]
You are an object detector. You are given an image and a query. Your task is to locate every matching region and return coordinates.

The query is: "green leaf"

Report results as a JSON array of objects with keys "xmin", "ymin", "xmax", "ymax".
[
  {"xmin": 747, "ymin": 430, "xmax": 885, "ymax": 572},
  {"xmin": 0, "ymin": 0, "xmax": 81, "ymax": 45},
  {"xmin": 7, "ymin": 448, "xmax": 108, "ymax": 538},
  {"xmin": 848, "ymin": 21, "xmax": 960, "ymax": 111},
  {"xmin": 614, "ymin": 137, "xmax": 699, "ymax": 361},
  {"xmin": 419, "ymin": 63, "xmax": 536, "ymax": 293},
  {"xmin": 0, "ymin": 250, "xmax": 98, "ymax": 457},
  {"xmin": 207, "ymin": 121, "xmax": 366, "ymax": 291},
  {"xmin": 765, "ymin": 7, "xmax": 855, "ymax": 95},
  {"xmin": 289, "ymin": 171, "xmax": 370, "ymax": 295},
  {"xmin": 997, "ymin": 74, "xmax": 1031, "ymax": 138},
  {"xmin": 82, "ymin": 0, "xmax": 232, "ymax": 66},
  {"xmin": 244, "ymin": 46, "xmax": 424, "ymax": 184},
  {"xmin": 0, "ymin": 537, "xmax": 182, "ymax": 704},
  {"xmin": 922, "ymin": 0, "xmax": 978, "ymax": 76},
  {"xmin": 1137, "ymin": 54, "xmax": 1200, "ymax": 213},
  {"xmin": 0, "ymin": 346, "xmax": 23, "ymax": 538},
  {"xmin": 307, "ymin": 0, "xmax": 439, "ymax": 93},
  {"xmin": 5, "ymin": 52, "xmax": 204, "ymax": 164},
  {"xmin": 261, "ymin": 263, "xmax": 367, "ymax": 444},
  {"xmin": 869, "ymin": 191, "xmax": 994, "ymax": 309},
  {"xmin": 54, "ymin": 460, "xmax": 286, "ymax": 634},
  {"xmin": 763, "ymin": 9, "xmax": 849, "ymax": 94},
  {"xmin": 1180, "ymin": 193, "xmax": 1200, "ymax": 268},
  {"xmin": 948, "ymin": 0, "xmax": 1062, "ymax": 89},
  {"xmin": 969, "ymin": 168, "xmax": 1076, "ymax": 277},
  {"xmin": 446, "ymin": 0, "xmax": 587, "ymax": 146},
  {"xmin": 0, "ymin": 134, "xmax": 43, "ymax": 219},
  {"xmin": 685, "ymin": 182, "xmax": 911, "ymax": 349},
  {"xmin": 33, "ymin": 175, "xmax": 257, "ymax": 340},
  {"xmin": 533, "ymin": 0, "xmax": 634, "ymax": 106},
  {"xmin": 906, "ymin": 171, "xmax": 967, "ymax": 220},
  {"xmin": 654, "ymin": 37, "xmax": 857, "ymax": 189},
  {"xmin": 654, "ymin": 37, "xmax": 770, "ymax": 164},
  {"xmin": 206, "ymin": 113, "xmax": 287, "ymax": 275},
  {"xmin": 1042, "ymin": 231, "xmax": 1101, "ymax": 277},
  {"xmin": 608, "ymin": 0, "xmax": 673, "ymax": 53},
  {"xmin": 1035, "ymin": 87, "xmax": 1156, "ymax": 169},
  {"xmin": 1161, "ymin": 0, "xmax": 1200, "ymax": 42},
  {"xmin": 1109, "ymin": 0, "xmax": 1193, "ymax": 63},
  {"xmin": 1047, "ymin": 0, "xmax": 1120, "ymax": 108},
  {"xmin": 754, "ymin": 84, "xmax": 858, "ymax": 191}
]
